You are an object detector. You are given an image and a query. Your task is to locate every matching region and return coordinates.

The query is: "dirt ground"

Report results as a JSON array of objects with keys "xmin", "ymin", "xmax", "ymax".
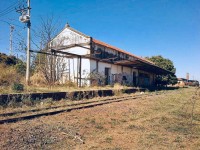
[{"xmin": 0, "ymin": 87, "xmax": 200, "ymax": 150}]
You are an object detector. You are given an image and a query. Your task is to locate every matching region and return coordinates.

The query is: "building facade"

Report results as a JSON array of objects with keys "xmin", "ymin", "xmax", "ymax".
[{"xmin": 48, "ymin": 24, "xmax": 171, "ymax": 87}]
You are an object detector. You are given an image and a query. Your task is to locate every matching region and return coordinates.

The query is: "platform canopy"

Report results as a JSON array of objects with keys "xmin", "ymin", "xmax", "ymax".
[{"xmin": 114, "ymin": 59, "xmax": 174, "ymax": 75}]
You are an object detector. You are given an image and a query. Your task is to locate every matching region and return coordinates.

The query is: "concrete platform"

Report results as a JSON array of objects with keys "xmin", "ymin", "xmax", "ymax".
[{"xmin": 0, "ymin": 88, "xmax": 145, "ymax": 106}]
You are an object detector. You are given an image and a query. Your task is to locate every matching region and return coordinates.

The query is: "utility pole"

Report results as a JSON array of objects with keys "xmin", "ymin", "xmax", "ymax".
[
  {"xmin": 9, "ymin": 25, "xmax": 14, "ymax": 55},
  {"xmin": 26, "ymin": 0, "xmax": 31, "ymax": 85},
  {"xmin": 16, "ymin": 0, "xmax": 31, "ymax": 85}
]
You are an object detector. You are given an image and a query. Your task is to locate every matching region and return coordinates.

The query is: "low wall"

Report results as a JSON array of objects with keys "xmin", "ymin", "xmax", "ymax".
[{"xmin": 0, "ymin": 88, "xmax": 145, "ymax": 106}]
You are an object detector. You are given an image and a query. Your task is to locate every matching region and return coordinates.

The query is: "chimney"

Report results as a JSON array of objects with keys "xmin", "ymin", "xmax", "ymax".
[
  {"xmin": 65, "ymin": 22, "xmax": 70, "ymax": 28},
  {"xmin": 186, "ymin": 73, "xmax": 189, "ymax": 80}
]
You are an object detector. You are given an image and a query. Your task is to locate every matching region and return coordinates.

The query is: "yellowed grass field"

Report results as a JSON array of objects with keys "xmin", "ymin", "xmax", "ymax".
[{"xmin": 0, "ymin": 87, "xmax": 199, "ymax": 150}]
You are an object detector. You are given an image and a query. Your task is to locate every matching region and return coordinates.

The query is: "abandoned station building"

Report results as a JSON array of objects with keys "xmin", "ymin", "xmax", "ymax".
[{"xmin": 49, "ymin": 24, "xmax": 172, "ymax": 87}]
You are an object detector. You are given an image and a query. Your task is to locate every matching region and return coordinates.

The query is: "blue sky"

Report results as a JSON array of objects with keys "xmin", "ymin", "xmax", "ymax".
[{"xmin": 0, "ymin": 0, "xmax": 200, "ymax": 81}]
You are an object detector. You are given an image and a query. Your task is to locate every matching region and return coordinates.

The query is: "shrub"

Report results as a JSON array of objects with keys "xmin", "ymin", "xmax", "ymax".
[
  {"xmin": 15, "ymin": 62, "xmax": 26, "ymax": 75},
  {"xmin": 88, "ymin": 71, "xmax": 106, "ymax": 86},
  {"xmin": 114, "ymin": 83, "xmax": 125, "ymax": 89},
  {"xmin": 66, "ymin": 80, "xmax": 77, "ymax": 87},
  {"xmin": 0, "ymin": 64, "xmax": 19, "ymax": 86},
  {"xmin": 12, "ymin": 82, "xmax": 24, "ymax": 92},
  {"xmin": 114, "ymin": 89, "xmax": 122, "ymax": 96},
  {"xmin": 30, "ymin": 71, "xmax": 47, "ymax": 86}
]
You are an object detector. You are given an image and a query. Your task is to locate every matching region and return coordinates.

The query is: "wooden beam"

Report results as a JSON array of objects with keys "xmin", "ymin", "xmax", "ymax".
[
  {"xmin": 96, "ymin": 60, "xmax": 99, "ymax": 72},
  {"xmin": 79, "ymin": 56, "xmax": 82, "ymax": 87},
  {"xmin": 77, "ymin": 57, "xmax": 79, "ymax": 87},
  {"xmin": 30, "ymin": 50, "xmax": 75, "ymax": 58},
  {"xmin": 51, "ymin": 43, "xmax": 90, "ymax": 51},
  {"xmin": 51, "ymin": 49, "xmax": 79, "ymax": 57}
]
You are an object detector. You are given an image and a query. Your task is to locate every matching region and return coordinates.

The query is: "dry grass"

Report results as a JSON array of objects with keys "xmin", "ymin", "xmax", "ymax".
[
  {"xmin": 0, "ymin": 87, "xmax": 199, "ymax": 149},
  {"xmin": 0, "ymin": 64, "xmax": 21, "ymax": 86},
  {"xmin": 0, "ymin": 84, "xmax": 132, "ymax": 94},
  {"xmin": 0, "ymin": 72, "xmax": 131, "ymax": 94},
  {"xmin": 30, "ymin": 71, "xmax": 47, "ymax": 86},
  {"xmin": 0, "ymin": 64, "xmax": 24, "ymax": 94}
]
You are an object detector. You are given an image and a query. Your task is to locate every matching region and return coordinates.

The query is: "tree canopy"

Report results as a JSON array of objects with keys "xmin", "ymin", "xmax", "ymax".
[{"xmin": 146, "ymin": 55, "xmax": 177, "ymax": 86}]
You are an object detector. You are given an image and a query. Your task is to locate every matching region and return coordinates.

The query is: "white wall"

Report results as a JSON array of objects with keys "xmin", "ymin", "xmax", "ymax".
[
  {"xmin": 90, "ymin": 60, "xmax": 135, "ymax": 85},
  {"xmin": 123, "ymin": 66, "xmax": 131, "ymax": 74},
  {"xmin": 50, "ymin": 27, "xmax": 90, "ymax": 47},
  {"xmin": 49, "ymin": 26, "xmax": 92, "ymax": 86},
  {"xmin": 59, "ymin": 57, "xmax": 91, "ymax": 86},
  {"xmin": 61, "ymin": 46, "xmax": 90, "ymax": 56},
  {"xmin": 98, "ymin": 62, "xmax": 112, "ymax": 74},
  {"xmin": 90, "ymin": 59, "xmax": 97, "ymax": 72},
  {"xmin": 81, "ymin": 58, "xmax": 91, "ymax": 86}
]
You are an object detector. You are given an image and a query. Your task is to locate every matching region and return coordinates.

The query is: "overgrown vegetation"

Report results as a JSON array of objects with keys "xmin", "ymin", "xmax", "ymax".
[
  {"xmin": 146, "ymin": 55, "xmax": 178, "ymax": 86},
  {"xmin": 11, "ymin": 82, "xmax": 24, "ymax": 92},
  {"xmin": 0, "ymin": 53, "xmax": 25, "ymax": 92}
]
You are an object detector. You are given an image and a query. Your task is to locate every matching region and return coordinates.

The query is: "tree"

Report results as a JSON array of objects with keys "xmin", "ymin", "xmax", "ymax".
[
  {"xmin": 146, "ymin": 55, "xmax": 177, "ymax": 86},
  {"xmin": 31, "ymin": 15, "xmax": 68, "ymax": 86},
  {"xmin": 34, "ymin": 14, "xmax": 61, "ymax": 50}
]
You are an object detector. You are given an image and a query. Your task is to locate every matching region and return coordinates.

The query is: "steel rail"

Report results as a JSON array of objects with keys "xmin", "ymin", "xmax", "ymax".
[
  {"xmin": 0, "ymin": 93, "xmax": 157, "ymax": 124},
  {"xmin": 0, "ymin": 94, "xmax": 143, "ymax": 117}
]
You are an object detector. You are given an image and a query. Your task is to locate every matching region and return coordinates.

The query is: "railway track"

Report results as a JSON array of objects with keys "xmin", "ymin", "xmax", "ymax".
[{"xmin": 0, "ymin": 92, "xmax": 159, "ymax": 124}]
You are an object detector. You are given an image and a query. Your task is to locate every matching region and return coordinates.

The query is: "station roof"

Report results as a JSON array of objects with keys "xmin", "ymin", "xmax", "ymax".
[{"xmin": 92, "ymin": 39, "xmax": 174, "ymax": 75}]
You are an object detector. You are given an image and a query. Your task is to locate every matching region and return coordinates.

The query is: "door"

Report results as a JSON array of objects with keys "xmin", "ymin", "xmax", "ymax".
[
  {"xmin": 133, "ymin": 72, "xmax": 137, "ymax": 86},
  {"xmin": 105, "ymin": 68, "xmax": 111, "ymax": 85}
]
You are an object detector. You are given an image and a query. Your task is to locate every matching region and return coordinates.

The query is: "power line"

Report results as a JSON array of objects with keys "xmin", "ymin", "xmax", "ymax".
[
  {"xmin": 0, "ymin": 8, "xmax": 15, "ymax": 17},
  {"xmin": 0, "ymin": 0, "xmax": 25, "ymax": 18},
  {"xmin": 0, "ymin": 1, "xmax": 18, "ymax": 14},
  {"xmin": 0, "ymin": 8, "xmax": 16, "ymax": 18},
  {"xmin": 0, "ymin": 19, "xmax": 25, "ymax": 28},
  {"xmin": 31, "ymin": 39, "xmax": 41, "ymax": 50},
  {"xmin": 0, "ymin": 19, "xmax": 42, "ymax": 53}
]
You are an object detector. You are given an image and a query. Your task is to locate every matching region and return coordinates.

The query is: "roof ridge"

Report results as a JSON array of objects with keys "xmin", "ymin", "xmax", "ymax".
[
  {"xmin": 66, "ymin": 26, "xmax": 90, "ymax": 38},
  {"xmin": 49, "ymin": 25, "xmax": 90, "ymax": 44}
]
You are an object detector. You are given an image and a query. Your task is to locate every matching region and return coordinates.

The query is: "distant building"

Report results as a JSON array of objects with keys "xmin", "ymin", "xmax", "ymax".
[
  {"xmin": 176, "ymin": 78, "xmax": 199, "ymax": 87},
  {"xmin": 176, "ymin": 78, "xmax": 187, "ymax": 87},
  {"xmin": 186, "ymin": 73, "xmax": 189, "ymax": 80},
  {"xmin": 48, "ymin": 24, "xmax": 173, "ymax": 87}
]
